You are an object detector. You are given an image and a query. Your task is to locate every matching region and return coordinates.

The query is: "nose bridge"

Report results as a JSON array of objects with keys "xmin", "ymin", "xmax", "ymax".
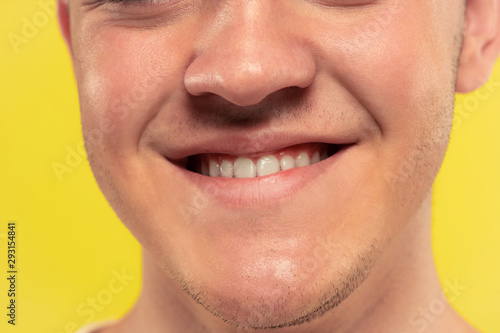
[{"xmin": 184, "ymin": 1, "xmax": 316, "ymax": 106}]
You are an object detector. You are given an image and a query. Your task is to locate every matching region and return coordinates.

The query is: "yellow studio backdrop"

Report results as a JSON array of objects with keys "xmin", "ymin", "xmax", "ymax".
[{"xmin": 0, "ymin": 1, "xmax": 499, "ymax": 332}]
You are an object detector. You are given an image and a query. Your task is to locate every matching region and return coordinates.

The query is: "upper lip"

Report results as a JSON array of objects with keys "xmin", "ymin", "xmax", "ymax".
[{"xmin": 160, "ymin": 129, "xmax": 360, "ymax": 161}]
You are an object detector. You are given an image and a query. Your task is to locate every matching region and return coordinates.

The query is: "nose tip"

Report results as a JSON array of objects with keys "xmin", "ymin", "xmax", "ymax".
[{"xmin": 185, "ymin": 55, "xmax": 315, "ymax": 106}]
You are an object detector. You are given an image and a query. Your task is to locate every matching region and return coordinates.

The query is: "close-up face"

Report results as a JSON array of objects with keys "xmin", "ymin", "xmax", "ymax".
[{"xmin": 60, "ymin": 0, "xmax": 465, "ymax": 329}]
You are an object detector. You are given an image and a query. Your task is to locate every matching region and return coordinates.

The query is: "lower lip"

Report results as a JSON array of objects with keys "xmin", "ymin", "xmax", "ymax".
[{"xmin": 169, "ymin": 146, "xmax": 352, "ymax": 207}]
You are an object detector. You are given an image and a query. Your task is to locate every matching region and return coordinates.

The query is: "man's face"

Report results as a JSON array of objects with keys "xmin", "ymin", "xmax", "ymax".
[{"xmin": 65, "ymin": 0, "xmax": 463, "ymax": 328}]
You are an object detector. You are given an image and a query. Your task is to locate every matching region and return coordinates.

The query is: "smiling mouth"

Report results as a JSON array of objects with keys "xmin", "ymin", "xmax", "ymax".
[{"xmin": 180, "ymin": 143, "xmax": 344, "ymax": 178}]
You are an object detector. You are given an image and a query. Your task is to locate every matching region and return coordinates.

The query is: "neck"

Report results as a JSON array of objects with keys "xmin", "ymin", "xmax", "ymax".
[{"xmin": 114, "ymin": 193, "xmax": 477, "ymax": 333}]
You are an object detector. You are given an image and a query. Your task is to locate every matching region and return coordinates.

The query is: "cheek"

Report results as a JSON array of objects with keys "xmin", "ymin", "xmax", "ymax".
[
  {"xmin": 311, "ymin": 3, "xmax": 457, "ymax": 234},
  {"xmin": 320, "ymin": 2, "xmax": 455, "ymax": 172},
  {"xmin": 74, "ymin": 26, "xmax": 192, "ymax": 157},
  {"xmin": 316, "ymin": 1, "xmax": 455, "ymax": 133},
  {"xmin": 70, "ymin": 25, "xmax": 200, "ymax": 242}
]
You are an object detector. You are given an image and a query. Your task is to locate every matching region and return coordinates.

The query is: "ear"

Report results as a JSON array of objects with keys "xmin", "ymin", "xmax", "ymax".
[
  {"xmin": 456, "ymin": 0, "xmax": 500, "ymax": 93},
  {"xmin": 57, "ymin": 0, "xmax": 72, "ymax": 54}
]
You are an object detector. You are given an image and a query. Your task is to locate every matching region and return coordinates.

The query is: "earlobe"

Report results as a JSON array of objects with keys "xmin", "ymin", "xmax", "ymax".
[
  {"xmin": 456, "ymin": 0, "xmax": 500, "ymax": 93},
  {"xmin": 57, "ymin": 0, "xmax": 72, "ymax": 54}
]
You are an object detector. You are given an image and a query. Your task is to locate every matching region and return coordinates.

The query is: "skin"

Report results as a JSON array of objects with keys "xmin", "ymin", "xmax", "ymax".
[{"xmin": 57, "ymin": 0, "xmax": 500, "ymax": 332}]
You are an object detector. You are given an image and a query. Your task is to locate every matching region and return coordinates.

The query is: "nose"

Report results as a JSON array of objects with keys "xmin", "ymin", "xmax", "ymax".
[{"xmin": 184, "ymin": 2, "xmax": 316, "ymax": 106}]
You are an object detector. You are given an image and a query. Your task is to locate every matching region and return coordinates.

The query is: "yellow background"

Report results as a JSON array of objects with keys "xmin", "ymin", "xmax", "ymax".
[{"xmin": 0, "ymin": 1, "xmax": 499, "ymax": 332}]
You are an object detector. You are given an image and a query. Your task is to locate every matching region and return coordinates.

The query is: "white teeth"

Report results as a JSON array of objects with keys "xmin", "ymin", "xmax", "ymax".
[
  {"xmin": 199, "ymin": 148, "xmax": 329, "ymax": 177},
  {"xmin": 234, "ymin": 157, "xmax": 257, "ymax": 178},
  {"xmin": 209, "ymin": 160, "xmax": 220, "ymax": 177},
  {"xmin": 220, "ymin": 160, "xmax": 234, "ymax": 177},
  {"xmin": 280, "ymin": 155, "xmax": 295, "ymax": 171},
  {"xmin": 257, "ymin": 155, "xmax": 280, "ymax": 177},
  {"xmin": 310, "ymin": 151, "xmax": 320, "ymax": 164},
  {"xmin": 295, "ymin": 152, "xmax": 310, "ymax": 167}
]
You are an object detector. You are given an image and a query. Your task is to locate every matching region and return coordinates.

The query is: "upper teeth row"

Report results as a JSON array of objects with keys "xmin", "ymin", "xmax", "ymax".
[{"xmin": 201, "ymin": 150, "xmax": 328, "ymax": 178}]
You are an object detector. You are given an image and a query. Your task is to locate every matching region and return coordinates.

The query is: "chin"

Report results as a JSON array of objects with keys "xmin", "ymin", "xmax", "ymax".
[{"xmin": 171, "ymin": 241, "xmax": 378, "ymax": 330}]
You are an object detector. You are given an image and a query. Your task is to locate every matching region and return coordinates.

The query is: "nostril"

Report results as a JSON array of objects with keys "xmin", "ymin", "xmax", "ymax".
[
  {"xmin": 185, "ymin": 69, "xmax": 272, "ymax": 107},
  {"xmin": 184, "ymin": 71, "xmax": 213, "ymax": 97}
]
